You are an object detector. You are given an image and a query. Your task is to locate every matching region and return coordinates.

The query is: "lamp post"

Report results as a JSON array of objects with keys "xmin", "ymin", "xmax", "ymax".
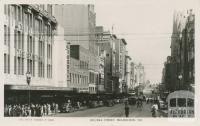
[
  {"xmin": 178, "ymin": 74, "xmax": 182, "ymax": 90},
  {"xmin": 26, "ymin": 71, "xmax": 31, "ymax": 107}
]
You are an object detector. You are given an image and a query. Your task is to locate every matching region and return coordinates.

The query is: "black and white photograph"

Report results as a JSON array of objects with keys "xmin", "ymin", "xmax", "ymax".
[{"xmin": 2, "ymin": 0, "xmax": 198, "ymax": 121}]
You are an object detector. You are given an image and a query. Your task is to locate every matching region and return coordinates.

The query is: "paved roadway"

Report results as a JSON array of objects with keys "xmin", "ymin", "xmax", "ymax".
[{"xmin": 50, "ymin": 103, "xmax": 153, "ymax": 117}]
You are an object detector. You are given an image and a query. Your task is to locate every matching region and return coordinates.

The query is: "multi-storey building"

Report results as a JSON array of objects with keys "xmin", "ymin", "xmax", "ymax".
[
  {"xmin": 69, "ymin": 45, "xmax": 90, "ymax": 93},
  {"xmin": 96, "ymin": 29, "xmax": 117, "ymax": 93},
  {"xmin": 95, "ymin": 26, "xmax": 106, "ymax": 93},
  {"xmin": 3, "ymin": 4, "xmax": 59, "ymax": 104},
  {"xmin": 162, "ymin": 56, "xmax": 177, "ymax": 92},
  {"xmin": 129, "ymin": 62, "xmax": 136, "ymax": 89},
  {"xmin": 96, "ymin": 26, "xmax": 131, "ymax": 94},
  {"xmin": 97, "ymin": 50, "xmax": 106, "ymax": 93},
  {"xmin": 167, "ymin": 9, "xmax": 195, "ymax": 91},
  {"xmin": 134, "ymin": 63, "xmax": 145, "ymax": 86},
  {"xmin": 124, "ymin": 53, "xmax": 131, "ymax": 93},
  {"xmin": 115, "ymin": 38, "xmax": 127, "ymax": 93},
  {"xmin": 53, "ymin": 4, "xmax": 99, "ymax": 94}
]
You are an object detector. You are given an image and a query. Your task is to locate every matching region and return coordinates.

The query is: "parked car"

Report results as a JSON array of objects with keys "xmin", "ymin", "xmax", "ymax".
[
  {"xmin": 104, "ymin": 100, "xmax": 114, "ymax": 107},
  {"xmin": 88, "ymin": 101, "xmax": 98, "ymax": 108},
  {"xmin": 128, "ymin": 97, "xmax": 137, "ymax": 105},
  {"xmin": 60, "ymin": 103, "xmax": 74, "ymax": 113},
  {"xmin": 98, "ymin": 101, "xmax": 104, "ymax": 107}
]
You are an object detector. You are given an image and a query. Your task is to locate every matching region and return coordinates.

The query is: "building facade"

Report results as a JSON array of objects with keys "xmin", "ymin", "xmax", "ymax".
[
  {"xmin": 135, "ymin": 63, "xmax": 145, "ymax": 86},
  {"xmin": 115, "ymin": 39, "xmax": 127, "ymax": 93},
  {"xmin": 96, "ymin": 29, "xmax": 118, "ymax": 93},
  {"xmin": 124, "ymin": 54, "xmax": 132, "ymax": 93},
  {"xmin": 129, "ymin": 62, "xmax": 136, "ymax": 89},
  {"xmin": 54, "ymin": 4, "xmax": 99, "ymax": 94},
  {"xmin": 53, "ymin": 25, "xmax": 68, "ymax": 87},
  {"xmin": 69, "ymin": 45, "xmax": 90, "ymax": 93},
  {"xmin": 95, "ymin": 26, "xmax": 106, "ymax": 93},
  {"xmin": 165, "ymin": 9, "xmax": 195, "ymax": 92},
  {"xmin": 3, "ymin": 4, "xmax": 59, "ymax": 104}
]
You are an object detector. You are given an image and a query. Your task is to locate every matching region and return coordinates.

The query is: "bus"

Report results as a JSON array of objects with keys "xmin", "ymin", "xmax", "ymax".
[{"xmin": 166, "ymin": 90, "xmax": 194, "ymax": 117}]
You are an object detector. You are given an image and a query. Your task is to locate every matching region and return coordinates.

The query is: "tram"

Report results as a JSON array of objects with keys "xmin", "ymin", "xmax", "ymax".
[{"xmin": 166, "ymin": 90, "xmax": 194, "ymax": 117}]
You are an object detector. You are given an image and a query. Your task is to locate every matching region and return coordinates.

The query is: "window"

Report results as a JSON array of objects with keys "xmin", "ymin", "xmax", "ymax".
[
  {"xmin": 44, "ymin": 25, "xmax": 47, "ymax": 41},
  {"xmin": 78, "ymin": 74, "xmax": 79, "ymax": 84},
  {"xmin": 14, "ymin": 56, "xmax": 16, "ymax": 74},
  {"xmin": 70, "ymin": 73, "xmax": 71, "ymax": 82},
  {"xmin": 22, "ymin": 33, "xmax": 24, "ymax": 50},
  {"xmin": 8, "ymin": 26, "xmax": 10, "ymax": 47},
  {"xmin": 17, "ymin": 57, "xmax": 20, "ymax": 75},
  {"xmin": 187, "ymin": 98, "xmax": 194, "ymax": 107},
  {"xmin": 39, "ymin": 20, "xmax": 42, "ymax": 34},
  {"xmin": 4, "ymin": 54, "xmax": 6, "ymax": 73},
  {"xmin": 17, "ymin": 31, "xmax": 21, "ymax": 49},
  {"xmin": 30, "ymin": 36, "xmax": 32, "ymax": 53},
  {"xmin": 14, "ymin": 5, "xmax": 17, "ymax": 21},
  {"xmin": 24, "ymin": 13, "xmax": 28, "ymax": 32},
  {"xmin": 170, "ymin": 98, "xmax": 176, "ymax": 107},
  {"xmin": 18, "ymin": 6, "xmax": 21, "ymax": 22},
  {"xmin": 4, "ymin": 5, "xmax": 7, "ymax": 15},
  {"xmin": 30, "ymin": 14, "xmax": 32, "ymax": 28},
  {"xmin": 4, "ymin": 25, "xmax": 7, "ymax": 45},
  {"xmin": 177, "ymin": 98, "xmax": 186, "ymax": 107},
  {"xmin": 35, "ymin": 19, "xmax": 39, "ymax": 35},
  {"xmin": 47, "ymin": 5, "xmax": 52, "ymax": 16},
  {"xmin": 22, "ymin": 58, "xmax": 24, "ymax": 75},
  {"xmin": 8, "ymin": 54, "xmax": 10, "ymax": 74},
  {"xmin": 14, "ymin": 30, "xmax": 16, "ymax": 48}
]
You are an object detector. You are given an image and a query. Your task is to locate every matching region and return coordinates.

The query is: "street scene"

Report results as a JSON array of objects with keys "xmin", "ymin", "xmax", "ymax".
[
  {"xmin": 3, "ymin": 0, "xmax": 195, "ymax": 118},
  {"xmin": 49, "ymin": 102, "xmax": 152, "ymax": 117}
]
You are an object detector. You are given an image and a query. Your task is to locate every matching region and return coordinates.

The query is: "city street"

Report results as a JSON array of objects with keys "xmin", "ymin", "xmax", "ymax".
[
  {"xmin": 50, "ymin": 103, "xmax": 152, "ymax": 117},
  {"xmin": 3, "ymin": 3, "xmax": 195, "ymax": 119}
]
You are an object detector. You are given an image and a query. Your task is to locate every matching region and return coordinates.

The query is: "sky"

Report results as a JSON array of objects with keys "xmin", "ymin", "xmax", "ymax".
[{"xmin": 94, "ymin": 0, "xmax": 197, "ymax": 84}]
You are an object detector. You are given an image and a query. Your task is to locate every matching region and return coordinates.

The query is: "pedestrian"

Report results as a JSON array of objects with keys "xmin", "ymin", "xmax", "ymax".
[
  {"xmin": 55, "ymin": 103, "xmax": 58, "ymax": 114},
  {"xmin": 124, "ymin": 101, "xmax": 130, "ymax": 117},
  {"xmin": 151, "ymin": 101, "xmax": 158, "ymax": 117},
  {"xmin": 8, "ymin": 105, "xmax": 12, "ymax": 116}
]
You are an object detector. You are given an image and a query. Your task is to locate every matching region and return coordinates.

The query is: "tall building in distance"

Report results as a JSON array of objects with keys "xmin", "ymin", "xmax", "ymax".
[
  {"xmin": 129, "ymin": 62, "xmax": 146, "ymax": 91},
  {"xmin": 115, "ymin": 38, "xmax": 127, "ymax": 93},
  {"xmin": 124, "ymin": 53, "xmax": 132, "ymax": 93},
  {"xmin": 135, "ymin": 63, "xmax": 145, "ymax": 86},
  {"xmin": 129, "ymin": 62, "xmax": 136, "ymax": 89},
  {"xmin": 95, "ymin": 26, "xmax": 106, "ymax": 93}
]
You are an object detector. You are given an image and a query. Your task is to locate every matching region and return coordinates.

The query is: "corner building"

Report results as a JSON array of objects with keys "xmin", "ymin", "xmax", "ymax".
[{"xmin": 3, "ymin": 4, "xmax": 58, "ymax": 104}]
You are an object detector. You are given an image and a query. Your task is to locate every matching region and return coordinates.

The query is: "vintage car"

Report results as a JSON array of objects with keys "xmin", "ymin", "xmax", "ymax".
[{"xmin": 60, "ymin": 103, "xmax": 74, "ymax": 113}]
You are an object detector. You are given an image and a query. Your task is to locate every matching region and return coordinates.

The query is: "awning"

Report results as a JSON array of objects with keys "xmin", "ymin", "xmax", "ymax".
[{"xmin": 4, "ymin": 85, "xmax": 73, "ymax": 91}]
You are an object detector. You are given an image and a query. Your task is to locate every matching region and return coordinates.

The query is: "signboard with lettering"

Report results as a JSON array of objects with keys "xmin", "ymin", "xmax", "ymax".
[{"xmin": 169, "ymin": 108, "xmax": 194, "ymax": 117}]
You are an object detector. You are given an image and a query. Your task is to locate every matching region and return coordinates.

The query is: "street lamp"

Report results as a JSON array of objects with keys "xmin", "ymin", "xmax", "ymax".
[
  {"xmin": 26, "ymin": 71, "xmax": 31, "ymax": 107},
  {"xmin": 178, "ymin": 74, "xmax": 182, "ymax": 90}
]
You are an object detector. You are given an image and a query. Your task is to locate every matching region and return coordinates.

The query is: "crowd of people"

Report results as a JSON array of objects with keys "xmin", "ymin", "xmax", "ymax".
[{"xmin": 4, "ymin": 103, "xmax": 59, "ymax": 117}]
